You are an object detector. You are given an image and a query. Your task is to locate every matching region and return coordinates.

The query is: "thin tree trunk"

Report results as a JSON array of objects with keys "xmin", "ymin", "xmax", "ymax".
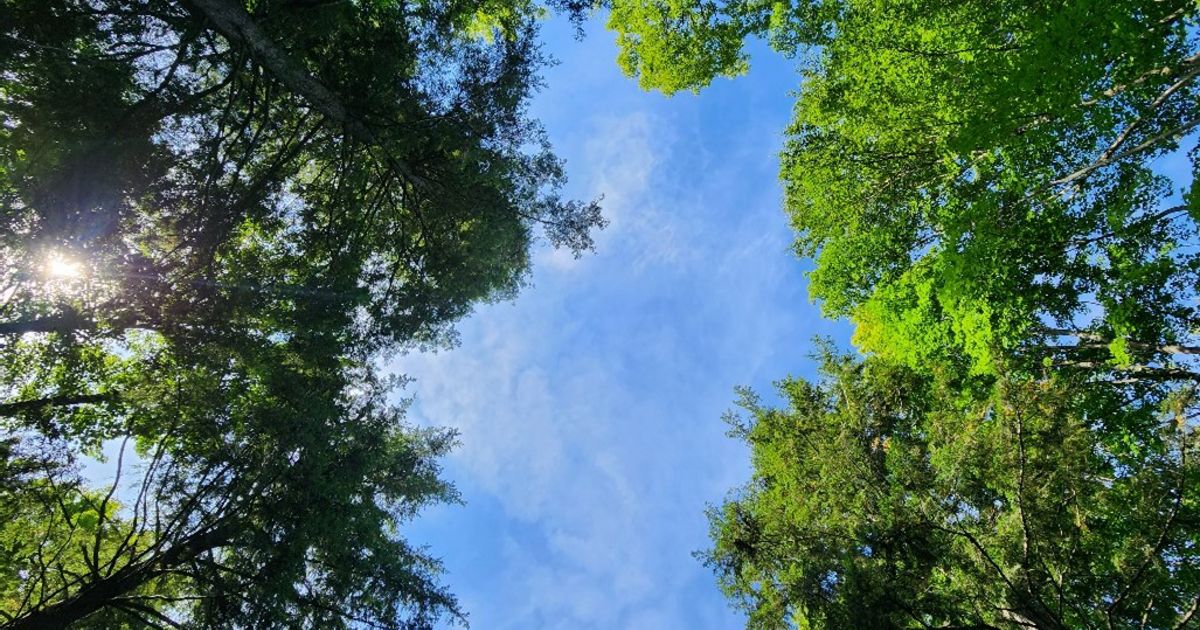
[
  {"xmin": 182, "ymin": 0, "xmax": 426, "ymax": 186},
  {"xmin": 1041, "ymin": 328, "xmax": 1200, "ymax": 356}
]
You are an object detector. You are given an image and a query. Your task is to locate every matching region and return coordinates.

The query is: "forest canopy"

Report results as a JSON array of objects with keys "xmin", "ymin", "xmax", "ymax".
[
  {"xmin": 0, "ymin": 0, "xmax": 601, "ymax": 626},
  {"xmin": 603, "ymin": 0, "xmax": 1200, "ymax": 626},
  {"xmin": 3, "ymin": 0, "xmax": 1199, "ymax": 627}
]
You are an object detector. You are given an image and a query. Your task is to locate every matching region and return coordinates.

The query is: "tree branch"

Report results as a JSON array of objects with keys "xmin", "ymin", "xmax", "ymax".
[
  {"xmin": 0, "ymin": 313, "xmax": 92, "ymax": 337},
  {"xmin": 0, "ymin": 394, "xmax": 110, "ymax": 418},
  {"xmin": 182, "ymin": 0, "xmax": 427, "ymax": 188}
]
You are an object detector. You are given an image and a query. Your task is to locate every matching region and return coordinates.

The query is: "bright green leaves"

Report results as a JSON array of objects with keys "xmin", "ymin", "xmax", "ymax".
[
  {"xmin": 463, "ymin": 0, "xmax": 545, "ymax": 42},
  {"xmin": 607, "ymin": 0, "xmax": 757, "ymax": 93},
  {"xmin": 787, "ymin": 0, "xmax": 1200, "ymax": 375},
  {"xmin": 606, "ymin": 0, "xmax": 837, "ymax": 93},
  {"xmin": 609, "ymin": 0, "xmax": 1200, "ymax": 376}
]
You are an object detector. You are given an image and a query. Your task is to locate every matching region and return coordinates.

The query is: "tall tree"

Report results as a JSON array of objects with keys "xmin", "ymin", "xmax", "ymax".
[
  {"xmin": 705, "ymin": 353, "xmax": 1198, "ymax": 629},
  {"xmin": 1, "ymin": 343, "xmax": 461, "ymax": 629},
  {"xmin": 1, "ymin": 0, "xmax": 603, "ymax": 626},
  {"xmin": 2, "ymin": 0, "xmax": 603, "ymax": 356},
  {"xmin": 606, "ymin": 0, "xmax": 1200, "ymax": 382}
]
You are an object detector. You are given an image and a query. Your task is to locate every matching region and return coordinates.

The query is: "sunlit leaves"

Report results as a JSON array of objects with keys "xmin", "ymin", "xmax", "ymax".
[
  {"xmin": 0, "ymin": 0, "xmax": 602, "ymax": 626},
  {"xmin": 607, "ymin": 0, "xmax": 1200, "ymax": 380}
]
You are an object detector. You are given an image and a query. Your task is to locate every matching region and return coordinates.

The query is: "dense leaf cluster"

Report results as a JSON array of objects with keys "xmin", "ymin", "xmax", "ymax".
[
  {"xmin": 605, "ymin": 0, "xmax": 1200, "ymax": 627},
  {"xmin": 706, "ymin": 354, "xmax": 1197, "ymax": 628},
  {"xmin": 0, "ymin": 0, "xmax": 601, "ymax": 627}
]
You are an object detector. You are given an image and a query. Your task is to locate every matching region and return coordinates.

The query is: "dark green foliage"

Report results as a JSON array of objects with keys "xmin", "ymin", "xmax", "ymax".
[
  {"xmin": 0, "ymin": 0, "xmax": 602, "ymax": 626},
  {"xmin": 705, "ymin": 354, "xmax": 1198, "ymax": 629},
  {"xmin": 0, "ymin": 347, "xmax": 462, "ymax": 628},
  {"xmin": 2, "ymin": 0, "xmax": 603, "ymax": 356}
]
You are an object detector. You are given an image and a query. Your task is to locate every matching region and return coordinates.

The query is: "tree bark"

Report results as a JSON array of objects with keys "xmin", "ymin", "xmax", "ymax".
[
  {"xmin": 1041, "ymin": 328, "xmax": 1200, "ymax": 356},
  {"xmin": 182, "ymin": 0, "xmax": 425, "ymax": 186}
]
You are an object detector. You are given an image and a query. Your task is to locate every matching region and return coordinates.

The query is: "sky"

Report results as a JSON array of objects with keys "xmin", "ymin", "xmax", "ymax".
[{"xmin": 395, "ymin": 17, "xmax": 851, "ymax": 629}]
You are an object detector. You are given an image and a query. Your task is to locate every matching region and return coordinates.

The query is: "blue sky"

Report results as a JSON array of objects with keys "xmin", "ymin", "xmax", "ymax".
[{"xmin": 396, "ymin": 18, "xmax": 851, "ymax": 629}]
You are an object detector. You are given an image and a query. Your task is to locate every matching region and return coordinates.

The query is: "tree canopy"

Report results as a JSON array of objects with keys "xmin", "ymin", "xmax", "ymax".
[
  {"xmin": 705, "ymin": 352, "xmax": 1198, "ymax": 629},
  {"xmin": 609, "ymin": 0, "xmax": 1200, "ymax": 382},
  {"xmin": 602, "ymin": 0, "xmax": 1200, "ymax": 627},
  {"xmin": 0, "ymin": 0, "xmax": 602, "ymax": 626},
  {"xmin": 6, "ymin": 0, "xmax": 1200, "ymax": 626}
]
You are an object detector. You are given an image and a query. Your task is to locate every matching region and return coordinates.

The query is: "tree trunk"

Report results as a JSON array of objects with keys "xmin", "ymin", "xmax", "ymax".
[
  {"xmin": 1041, "ymin": 328, "xmax": 1200, "ymax": 356},
  {"xmin": 2, "ymin": 526, "xmax": 232, "ymax": 630},
  {"xmin": 182, "ymin": 0, "xmax": 425, "ymax": 185}
]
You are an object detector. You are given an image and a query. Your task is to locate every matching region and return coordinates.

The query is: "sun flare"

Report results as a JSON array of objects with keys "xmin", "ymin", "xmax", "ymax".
[{"xmin": 44, "ymin": 253, "xmax": 83, "ymax": 280}]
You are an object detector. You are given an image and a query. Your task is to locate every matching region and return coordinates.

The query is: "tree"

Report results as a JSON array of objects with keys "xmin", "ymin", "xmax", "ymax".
[
  {"xmin": 1, "ymin": 343, "xmax": 461, "ymax": 629},
  {"xmin": 1, "ymin": 0, "xmax": 604, "ymax": 625},
  {"xmin": 705, "ymin": 353, "xmax": 1199, "ymax": 629},
  {"xmin": 603, "ymin": 6, "xmax": 1200, "ymax": 623},
  {"xmin": 2, "ymin": 0, "xmax": 603, "ymax": 357},
  {"xmin": 606, "ymin": 0, "xmax": 1200, "ymax": 383}
]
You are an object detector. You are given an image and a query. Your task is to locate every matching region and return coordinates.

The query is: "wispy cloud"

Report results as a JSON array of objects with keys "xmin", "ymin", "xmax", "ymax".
[
  {"xmin": 539, "ymin": 110, "xmax": 691, "ymax": 273},
  {"xmin": 393, "ymin": 18, "xmax": 850, "ymax": 629}
]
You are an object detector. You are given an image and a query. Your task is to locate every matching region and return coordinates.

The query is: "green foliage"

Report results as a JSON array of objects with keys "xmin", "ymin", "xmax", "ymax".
[
  {"xmin": 0, "ymin": 355, "xmax": 462, "ymax": 628},
  {"xmin": 1, "ymin": 0, "xmax": 605, "ymax": 358},
  {"xmin": 606, "ymin": 0, "xmax": 837, "ymax": 93},
  {"xmin": 783, "ymin": 0, "xmax": 1200, "ymax": 374},
  {"xmin": 0, "ymin": 0, "xmax": 603, "ymax": 626},
  {"xmin": 608, "ymin": 5, "xmax": 1200, "ymax": 624},
  {"xmin": 607, "ymin": 0, "xmax": 1200, "ymax": 381},
  {"xmin": 705, "ymin": 354, "xmax": 1199, "ymax": 629}
]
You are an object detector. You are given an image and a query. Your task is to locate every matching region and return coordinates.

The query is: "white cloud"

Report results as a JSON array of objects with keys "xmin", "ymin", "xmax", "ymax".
[
  {"xmin": 399, "ymin": 315, "xmax": 569, "ymax": 521},
  {"xmin": 390, "ymin": 23, "xmax": 848, "ymax": 627},
  {"xmin": 393, "ymin": 193, "xmax": 816, "ymax": 627},
  {"xmin": 539, "ymin": 110, "xmax": 697, "ymax": 273}
]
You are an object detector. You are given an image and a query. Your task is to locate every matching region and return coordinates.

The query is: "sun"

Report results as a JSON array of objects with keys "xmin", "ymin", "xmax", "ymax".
[{"xmin": 44, "ymin": 252, "xmax": 83, "ymax": 280}]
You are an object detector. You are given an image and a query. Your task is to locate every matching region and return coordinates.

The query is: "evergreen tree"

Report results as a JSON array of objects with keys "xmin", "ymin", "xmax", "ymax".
[
  {"xmin": 0, "ymin": 0, "xmax": 603, "ymax": 626},
  {"xmin": 705, "ymin": 353, "xmax": 1198, "ymax": 629},
  {"xmin": 603, "ymin": 0, "xmax": 1200, "ymax": 626}
]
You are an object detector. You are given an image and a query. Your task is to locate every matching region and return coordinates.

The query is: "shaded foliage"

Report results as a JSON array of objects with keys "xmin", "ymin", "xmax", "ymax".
[
  {"xmin": 0, "ymin": 0, "xmax": 603, "ymax": 626},
  {"xmin": 705, "ymin": 353, "xmax": 1198, "ymax": 629}
]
